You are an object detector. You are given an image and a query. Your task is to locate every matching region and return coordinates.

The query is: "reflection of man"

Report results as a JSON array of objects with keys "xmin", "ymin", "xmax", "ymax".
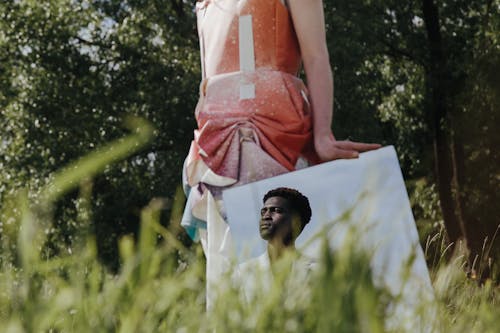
[
  {"xmin": 236, "ymin": 187, "xmax": 314, "ymax": 300},
  {"xmin": 259, "ymin": 187, "xmax": 312, "ymax": 264}
]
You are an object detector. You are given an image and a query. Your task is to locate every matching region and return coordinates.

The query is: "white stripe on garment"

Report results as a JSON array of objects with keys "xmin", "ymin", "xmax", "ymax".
[{"xmin": 238, "ymin": 15, "xmax": 256, "ymax": 99}]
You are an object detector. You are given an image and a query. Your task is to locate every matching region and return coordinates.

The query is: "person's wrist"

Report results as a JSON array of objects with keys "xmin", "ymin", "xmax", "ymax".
[{"xmin": 313, "ymin": 129, "xmax": 334, "ymax": 144}]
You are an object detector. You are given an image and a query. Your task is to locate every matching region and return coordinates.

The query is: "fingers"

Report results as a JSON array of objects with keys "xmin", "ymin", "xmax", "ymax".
[
  {"xmin": 314, "ymin": 136, "xmax": 382, "ymax": 162},
  {"xmin": 334, "ymin": 149, "xmax": 359, "ymax": 159},
  {"xmin": 335, "ymin": 140, "xmax": 381, "ymax": 152},
  {"xmin": 317, "ymin": 147, "xmax": 358, "ymax": 161}
]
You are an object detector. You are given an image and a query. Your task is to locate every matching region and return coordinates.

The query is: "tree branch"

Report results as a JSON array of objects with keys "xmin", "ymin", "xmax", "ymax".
[
  {"xmin": 170, "ymin": 0, "xmax": 185, "ymax": 18},
  {"xmin": 74, "ymin": 36, "xmax": 107, "ymax": 49},
  {"xmin": 377, "ymin": 37, "xmax": 422, "ymax": 65}
]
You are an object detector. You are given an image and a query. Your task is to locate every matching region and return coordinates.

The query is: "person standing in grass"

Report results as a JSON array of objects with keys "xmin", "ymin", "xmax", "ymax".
[{"xmin": 181, "ymin": 0, "xmax": 380, "ymax": 307}]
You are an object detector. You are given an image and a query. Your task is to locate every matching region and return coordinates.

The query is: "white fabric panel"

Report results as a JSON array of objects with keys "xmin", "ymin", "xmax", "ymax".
[
  {"xmin": 239, "ymin": 84, "xmax": 256, "ymax": 100},
  {"xmin": 238, "ymin": 15, "xmax": 256, "ymax": 100},
  {"xmin": 205, "ymin": 191, "xmax": 234, "ymax": 310},
  {"xmin": 238, "ymin": 15, "xmax": 256, "ymax": 72}
]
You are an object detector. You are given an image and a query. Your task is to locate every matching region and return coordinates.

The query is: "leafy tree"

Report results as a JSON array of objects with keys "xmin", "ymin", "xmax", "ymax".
[
  {"xmin": 0, "ymin": 0, "xmax": 199, "ymax": 268},
  {"xmin": 324, "ymin": 0, "xmax": 500, "ymax": 277},
  {"xmin": 1, "ymin": 0, "xmax": 498, "ymax": 277}
]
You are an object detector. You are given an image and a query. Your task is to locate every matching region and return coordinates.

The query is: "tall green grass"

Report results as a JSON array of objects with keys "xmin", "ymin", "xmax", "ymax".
[{"xmin": 0, "ymin": 117, "xmax": 498, "ymax": 332}]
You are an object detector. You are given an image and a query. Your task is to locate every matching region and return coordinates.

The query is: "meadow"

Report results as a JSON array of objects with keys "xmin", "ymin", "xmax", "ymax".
[{"xmin": 0, "ymin": 118, "xmax": 498, "ymax": 333}]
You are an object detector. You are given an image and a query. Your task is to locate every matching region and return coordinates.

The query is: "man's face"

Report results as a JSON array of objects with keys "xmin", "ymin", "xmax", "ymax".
[{"xmin": 259, "ymin": 196, "xmax": 298, "ymax": 243}]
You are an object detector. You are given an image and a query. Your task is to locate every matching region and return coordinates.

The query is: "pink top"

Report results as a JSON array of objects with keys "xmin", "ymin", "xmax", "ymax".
[
  {"xmin": 185, "ymin": 0, "xmax": 317, "ymax": 190},
  {"xmin": 197, "ymin": 0, "xmax": 302, "ymax": 78}
]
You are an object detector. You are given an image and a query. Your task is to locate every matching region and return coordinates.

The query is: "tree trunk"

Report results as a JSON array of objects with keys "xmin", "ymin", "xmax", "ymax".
[{"xmin": 421, "ymin": 0, "xmax": 468, "ymax": 250}]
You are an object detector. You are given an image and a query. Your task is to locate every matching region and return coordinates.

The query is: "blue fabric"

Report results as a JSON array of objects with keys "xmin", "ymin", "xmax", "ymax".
[
  {"xmin": 181, "ymin": 215, "xmax": 206, "ymax": 242},
  {"xmin": 181, "ymin": 183, "xmax": 207, "ymax": 242}
]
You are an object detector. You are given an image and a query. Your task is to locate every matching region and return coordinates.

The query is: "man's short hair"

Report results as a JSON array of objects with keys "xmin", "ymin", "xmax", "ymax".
[{"xmin": 263, "ymin": 187, "xmax": 312, "ymax": 228}]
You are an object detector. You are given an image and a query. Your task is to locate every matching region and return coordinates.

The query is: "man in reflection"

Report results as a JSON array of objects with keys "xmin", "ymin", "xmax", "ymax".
[
  {"xmin": 258, "ymin": 187, "xmax": 312, "ymax": 263},
  {"xmin": 236, "ymin": 187, "xmax": 314, "ymax": 300}
]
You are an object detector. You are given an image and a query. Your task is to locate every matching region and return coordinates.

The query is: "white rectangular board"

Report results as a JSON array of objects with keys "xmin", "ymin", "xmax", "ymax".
[{"xmin": 223, "ymin": 146, "xmax": 435, "ymax": 331}]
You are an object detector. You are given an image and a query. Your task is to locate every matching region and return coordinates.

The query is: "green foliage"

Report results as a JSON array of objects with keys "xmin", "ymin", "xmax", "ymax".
[
  {"xmin": 0, "ymin": 0, "xmax": 199, "ymax": 267},
  {"xmin": 0, "ymin": 111, "xmax": 496, "ymax": 332},
  {"xmin": 433, "ymin": 255, "xmax": 500, "ymax": 333},
  {"xmin": 408, "ymin": 179, "xmax": 442, "ymax": 240},
  {"xmin": 324, "ymin": 0, "xmax": 500, "ymax": 265},
  {"xmin": 0, "ymin": 1, "xmax": 497, "ymax": 330},
  {"xmin": 324, "ymin": 0, "xmax": 431, "ymax": 174},
  {"xmin": 0, "ymin": 0, "xmax": 499, "ymax": 294}
]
